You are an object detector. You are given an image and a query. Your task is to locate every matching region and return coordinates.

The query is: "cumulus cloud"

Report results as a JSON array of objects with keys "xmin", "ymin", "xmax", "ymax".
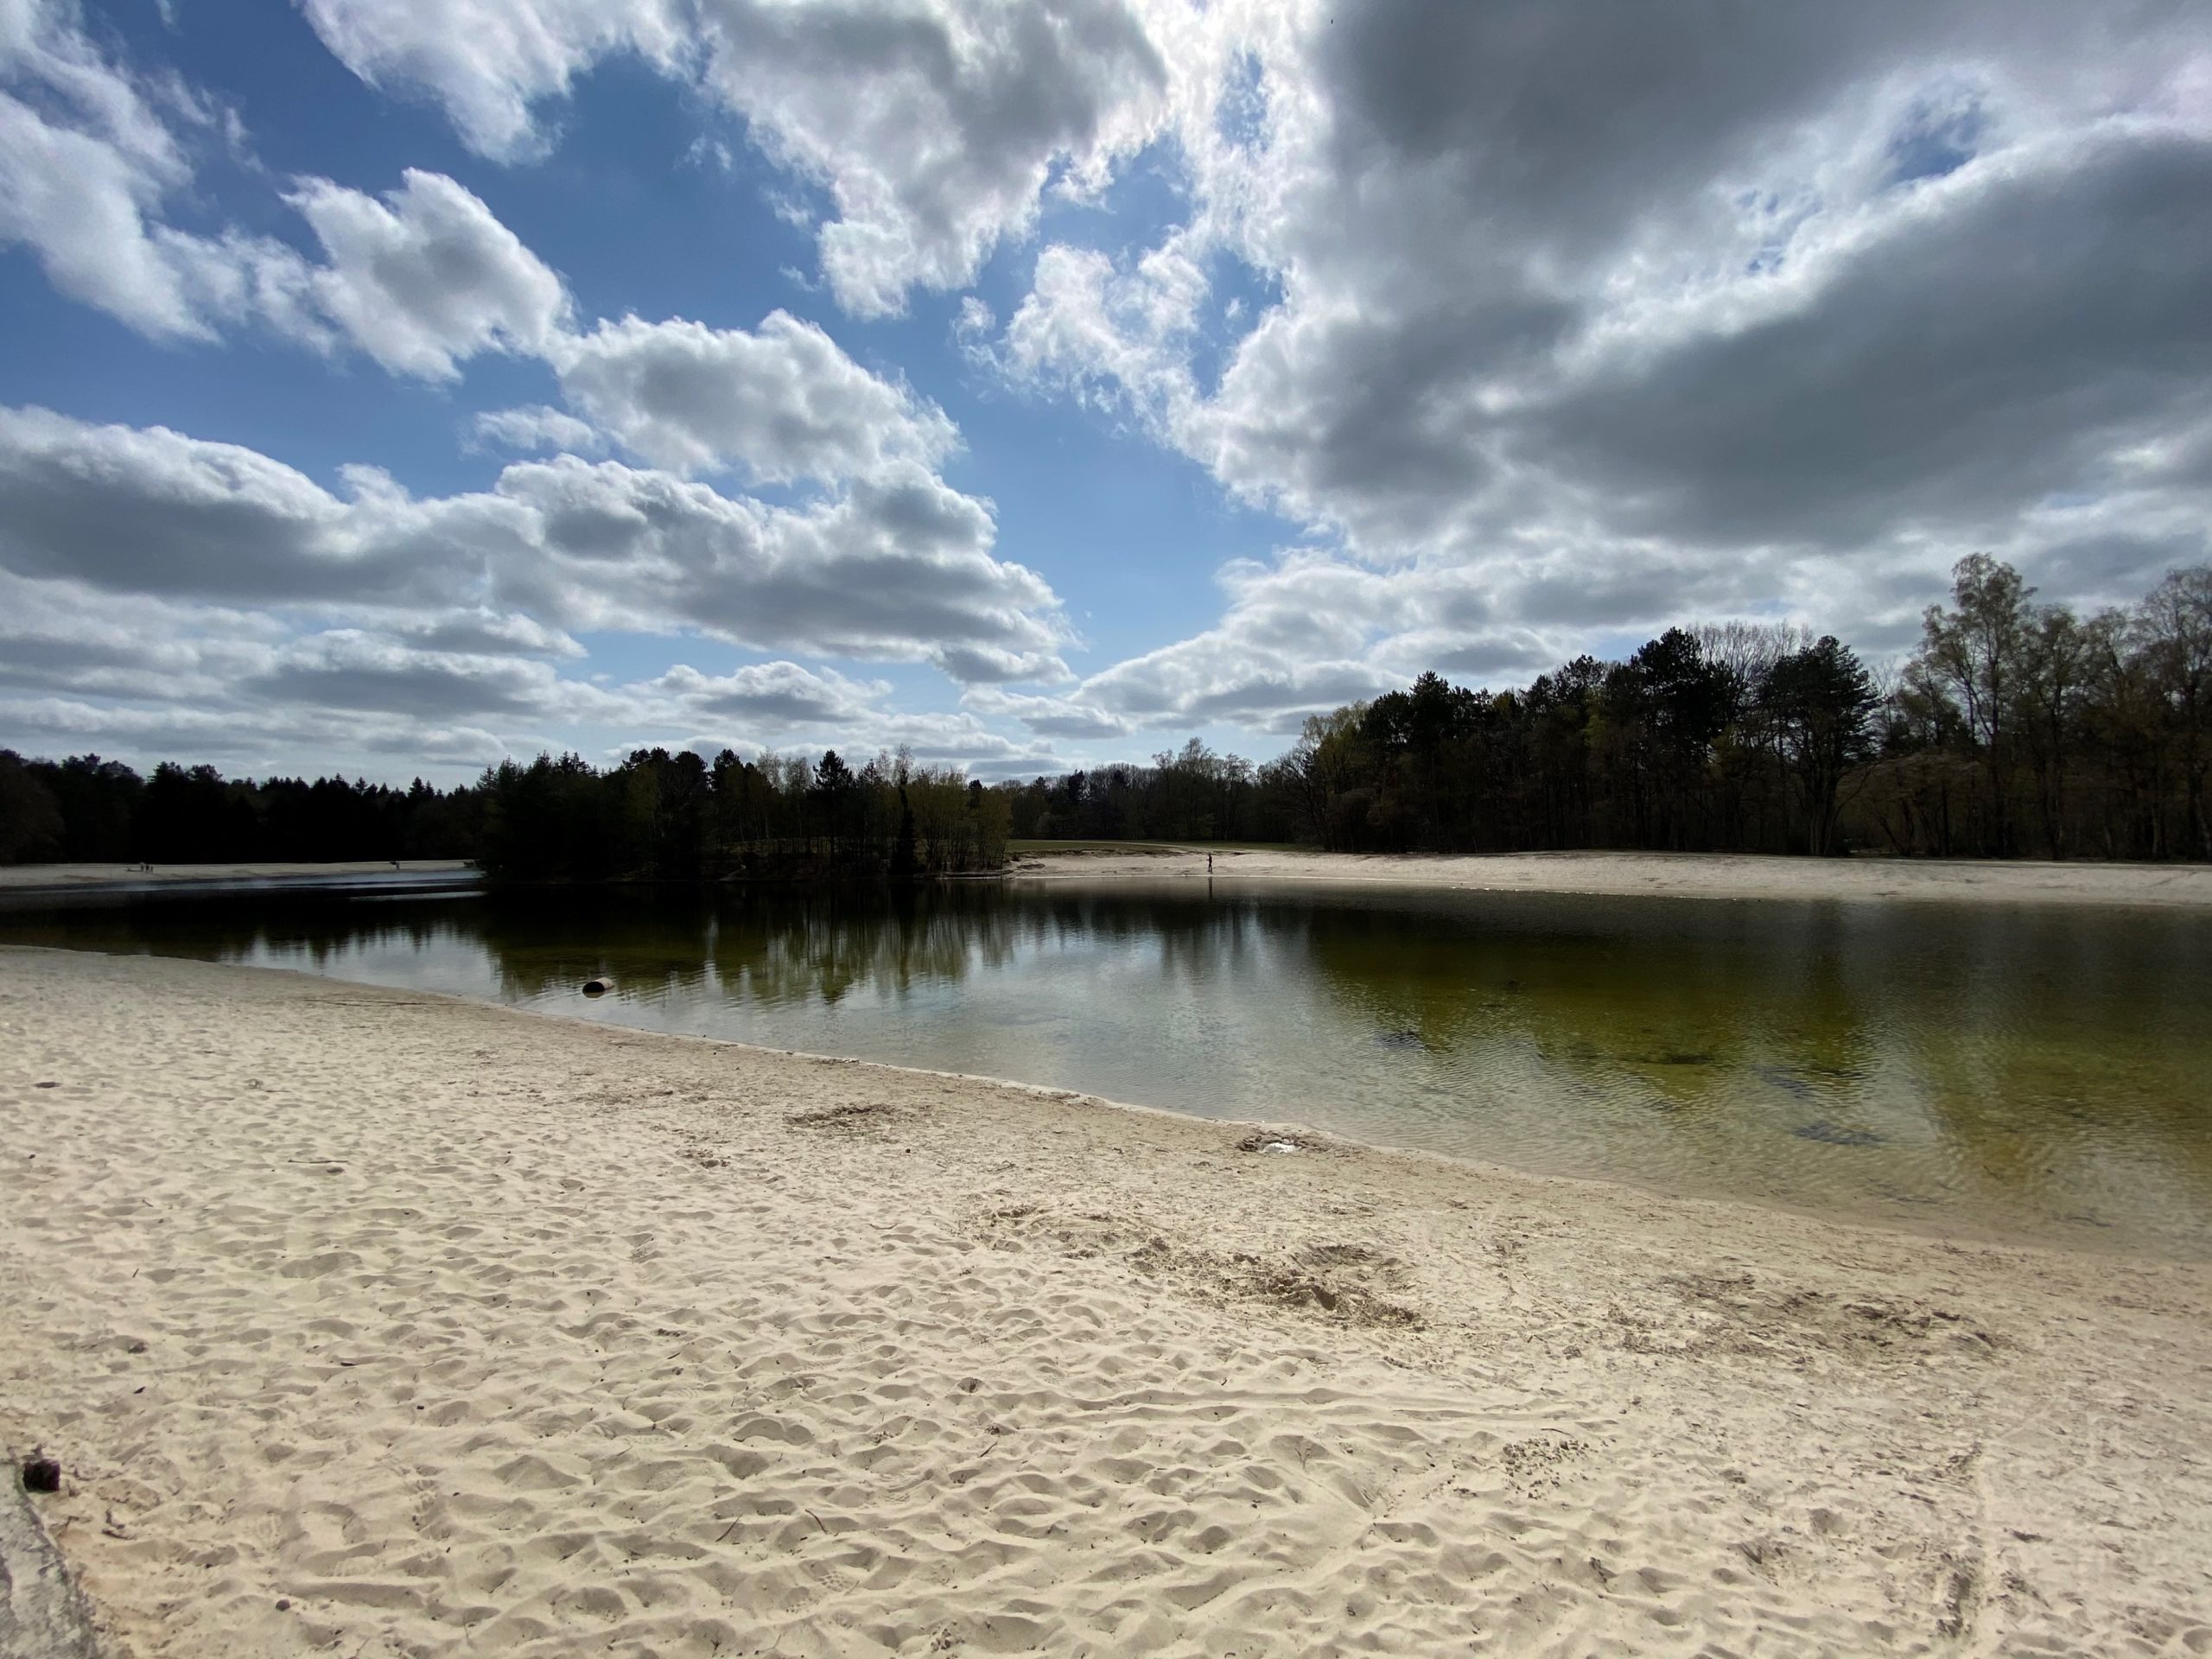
[
  {"xmin": 13, "ymin": 0, "xmax": 2212, "ymax": 768},
  {"xmin": 650, "ymin": 660, "xmax": 886, "ymax": 725},
  {"xmin": 0, "ymin": 14, "xmax": 569, "ymax": 379},
  {"xmin": 287, "ymin": 168, "xmax": 571, "ymax": 378},
  {"xmin": 471, "ymin": 404, "xmax": 606, "ymax": 455},
  {"xmin": 971, "ymin": 0, "xmax": 2212, "ymax": 728},
  {"xmin": 0, "ymin": 689, "xmax": 514, "ymax": 770},
  {"xmin": 0, "ymin": 415, "xmax": 1076, "ymax": 777},
  {"xmin": 302, "ymin": 0, "xmax": 1180, "ymax": 315},
  {"xmin": 997, "ymin": 239, "xmax": 1205, "ymax": 436},
  {"xmin": 0, "ymin": 404, "xmax": 1068, "ymax": 680},
  {"xmin": 240, "ymin": 630, "xmax": 591, "ymax": 720},
  {"xmin": 0, "ymin": 0, "xmax": 315, "ymax": 340},
  {"xmin": 296, "ymin": 0, "xmax": 688, "ymax": 162},
  {"xmin": 547, "ymin": 311, "xmax": 957, "ymax": 480}
]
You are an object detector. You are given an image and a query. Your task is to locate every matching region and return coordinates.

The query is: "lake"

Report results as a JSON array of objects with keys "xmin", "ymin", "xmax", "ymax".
[{"xmin": 6, "ymin": 872, "xmax": 2209, "ymax": 1257}]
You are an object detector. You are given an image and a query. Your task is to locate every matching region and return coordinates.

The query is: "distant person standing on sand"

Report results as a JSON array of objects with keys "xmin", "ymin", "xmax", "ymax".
[{"xmin": 1207, "ymin": 853, "xmax": 1213, "ymax": 874}]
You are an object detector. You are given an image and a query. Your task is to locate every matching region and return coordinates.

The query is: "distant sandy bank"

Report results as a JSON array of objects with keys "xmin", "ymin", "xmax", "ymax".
[
  {"xmin": 1013, "ymin": 845, "xmax": 2212, "ymax": 907},
  {"xmin": 3, "ymin": 947, "xmax": 2207, "ymax": 1656},
  {"xmin": 0, "ymin": 859, "xmax": 471, "ymax": 891}
]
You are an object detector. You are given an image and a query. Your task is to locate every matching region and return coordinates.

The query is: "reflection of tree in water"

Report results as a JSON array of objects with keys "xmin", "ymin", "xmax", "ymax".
[
  {"xmin": 1285, "ymin": 891, "xmax": 2212, "ymax": 1231},
  {"xmin": 703, "ymin": 886, "xmax": 1282, "ymax": 1007},
  {"xmin": 0, "ymin": 891, "xmax": 482, "ymax": 974},
  {"xmin": 10, "ymin": 880, "xmax": 2211, "ymax": 1249},
  {"xmin": 1287, "ymin": 892, "xmax": 1876, "ymax": 1103},
  {"xmin": 1017, "ymin": 887, "xmax": 1281, "ymax": 988},
  {"xmin": 709, "ymin": 887, "xmax": 1016, "ymax": 1007},
  {"xmin": 1891, "ymin": 908, "xmax": 2212, "ymax": 1213}
]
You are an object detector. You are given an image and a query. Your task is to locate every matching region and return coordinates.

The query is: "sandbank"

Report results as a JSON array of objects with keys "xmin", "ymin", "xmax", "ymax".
[
  {"xmin": 3, "ymin": 947, "xmax": 2208, "ymax": 1656},
  {"xmin": 0, "ymin": 861, "xmax": 470, "ymax": 892},
  {"xmin": 1014, "ymin": 845, "xmax": 2212, "ymax": 907}
]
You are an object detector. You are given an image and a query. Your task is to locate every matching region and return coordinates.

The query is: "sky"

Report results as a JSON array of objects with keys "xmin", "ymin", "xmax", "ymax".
[{"xmin": 2, "ymin": 0, "xmax": 2209, "ymax": 785}]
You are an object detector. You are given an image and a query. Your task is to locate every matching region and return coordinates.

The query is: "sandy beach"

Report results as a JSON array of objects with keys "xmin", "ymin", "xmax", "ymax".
[
  {"xmin": 1012, "ymin": 846, "xmax": 2212, "ymax": 909},
  {"xmin": 0, "ymin": 861, "xmax": 471, "ymax": 892},
  {"xmin": 6, "ymin": 849, "xmax": 2209, "ymax": 911},
  {"xmin": 3, "ymin": 954, "xmax": 2209, "ymax": 1656}
]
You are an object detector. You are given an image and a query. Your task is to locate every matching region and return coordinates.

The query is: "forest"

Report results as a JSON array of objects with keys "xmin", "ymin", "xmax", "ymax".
[
  {"xmin": 3, "ymin": 556, "xmax": 2207, "ymax": 874},
  {"xmin": 1005, "ymin": 556, "xmax": 2212, "ymax": 861},
  {"xmin": 0, "ymin": 747, "xmax": 1011, "ymax": 881},
  {"xmin": 0, "ymin": 755, "xmax": 479, "ymax": 867},
  {"xmin": 471, "ymin": 747, "xmax": 1011, "ymax": 880}
]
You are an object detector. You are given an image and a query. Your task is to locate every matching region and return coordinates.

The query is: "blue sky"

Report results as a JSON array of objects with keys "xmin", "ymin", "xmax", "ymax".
[{"xmin": 3, "ymin": 1, "xmax": 2208, "ymax": 782}]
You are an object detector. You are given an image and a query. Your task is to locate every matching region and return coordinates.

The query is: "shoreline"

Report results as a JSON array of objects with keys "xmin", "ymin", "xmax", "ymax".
[
  {"xmin": 7, "ymin": 849, "xmax": 2212, "ymax": 910},
  {"xmin": 3, "ymin": 948, "xmax": 2208, "ymax": 1656},
  {"xmin": 1012, "ymin": 845, "xmax": 2212, "ymax": 907},
  {"xmin": 7, "ymin": 943, "xmax": 2183, "ymax": 1268},
  {"xmin": 0, "ymin": 859, "xmax": 471, "ymax": 893}
]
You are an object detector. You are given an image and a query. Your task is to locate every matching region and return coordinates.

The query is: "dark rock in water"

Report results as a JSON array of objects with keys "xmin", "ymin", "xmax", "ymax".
[
  {"xmin": 22, "ymin": 1454, "xmax": 60, "ymax": 1494},
  {"xmin": 1793, "ymin": 1121, "xmax": 1883, "ymax": 1147},
  {"xmin": 1754, "ymin": 1065, "xmax": 1815, "ymax": 1101},
  {"xmin": 581, "ymin": 979, "xmax": 610, "ymax": 996}
]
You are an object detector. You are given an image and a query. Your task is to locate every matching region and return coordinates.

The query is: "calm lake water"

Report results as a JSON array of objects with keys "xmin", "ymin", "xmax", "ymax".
[{"xmin": 7, "ymin": 874, "xmax": 2210, "ymax": 1257}]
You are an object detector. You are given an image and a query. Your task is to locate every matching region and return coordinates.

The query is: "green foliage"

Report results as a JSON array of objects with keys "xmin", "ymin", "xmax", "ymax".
[
  {"xmin": 1861, "ymin": 558, "xmax": 2212, "ymax": 859},
  {"xmin": 999, "ymin": 736, "xmax": 1304, "ymax": 845},
  {"xmin": 0, "ymin": 751, "xmax": 480, "ymax": 865},
  {"xmin": 474, "ymin": 745, "xmax": 1007, "ymax": 882},
  {"xmin": 1002, "ymin": 558, "xmax": 2211, "ymax": 863}
]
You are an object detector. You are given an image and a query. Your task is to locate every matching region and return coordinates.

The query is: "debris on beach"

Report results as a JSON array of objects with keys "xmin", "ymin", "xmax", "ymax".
[
  {"xmin": 20, "ymin": 1452, "xmax": 60, "ymax": 1494},
  {"xmin": 1236, "ymin": 1131, "xmax": 1320, "ymax": 1154}
]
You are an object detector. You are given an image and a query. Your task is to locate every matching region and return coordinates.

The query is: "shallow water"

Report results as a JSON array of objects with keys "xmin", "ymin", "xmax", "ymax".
[{"xmin": 7, "ymin": 874, "xmax": 2210, "ymax": 1256}]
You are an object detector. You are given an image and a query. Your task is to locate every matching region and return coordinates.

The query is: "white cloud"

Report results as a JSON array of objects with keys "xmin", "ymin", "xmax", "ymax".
[
  {"xmin": 962, "ymin": 684, "xmax": 1128, "ymax": 739},
  {"xmin": 296, "ymin": 0, "xmax": 688, "ymax": 162},
  {"xmin": 0, "ymin": 0, "xmax": 315, "ymax": 340},
  {"xmin": 471, "ymin": 404, "xmax": 606, "ymax": 455},
  {"xmin": 997, "ymin": 238, "xmax": 1205, "ymax": 436},
  {"xmin": 15, "ymin": 0, "xmax": 2212, "ymax": 766},
  {"xmin": 969, "ymin": 0, "xmax": 2212, "ymax": 730},
  {"xmin": 0, "ymin": 404, "xmax": 1069, "ymax": 680},
  {"xmin": 650, "ymin": 659, "xmax": 886, "ymax": 725},
  {"xmin": 548, "ymin": 310, "xmax": 957, "ymax": 480},
  {"xmin": 242, "ymin": 629, "xmax": 597, "ymax": 720},
  {"xmin": 301, "ymin": 0, "xmax": 1188, "ymax": 315},
  {"xmin": 287, "ymin": 168, "xmax": 571, "ymax": 378}
]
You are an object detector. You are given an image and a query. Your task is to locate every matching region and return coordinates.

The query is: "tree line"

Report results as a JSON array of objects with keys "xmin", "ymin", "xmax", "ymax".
[
  {"xmin": 474, "ymin": 747, "xmax": 1011, "ymax": 881},
  {"xmin": 0, "ymin": 745, "xmax": 1017, "ymax": 880},
  {"xmin": 6, "ymin": 555, "xmax": 2204, "ymax": 872},
  {"xmin": 1007, "ymin": 557, "xmax": 2212, "ymax": 862},
  {"xmin": 0, "ymin": 753, "xmax": 481, "ymax": 866}
]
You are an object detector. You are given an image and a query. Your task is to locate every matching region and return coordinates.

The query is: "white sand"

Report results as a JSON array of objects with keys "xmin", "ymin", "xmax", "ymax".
[
  {"xmin": 0, "ymin": 861, "xmax": 470, "ymax": 890},
  {"xmin": 1014, "ymin": 846, "xmax": 2212, "ymax": 907},
  {"xmin": 3, "ymin": 947, "xmax": 2209, "ymax": 1657}
]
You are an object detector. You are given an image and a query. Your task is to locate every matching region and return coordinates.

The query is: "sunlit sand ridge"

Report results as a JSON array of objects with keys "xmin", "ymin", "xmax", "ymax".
[
  {"xmin": 1013, "ymin": 846, "xmax": 2212, "ymax": 908},
  {"xmin": 3, "ymin": 947, "xmax": 2208, "ymax": 1656}
]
